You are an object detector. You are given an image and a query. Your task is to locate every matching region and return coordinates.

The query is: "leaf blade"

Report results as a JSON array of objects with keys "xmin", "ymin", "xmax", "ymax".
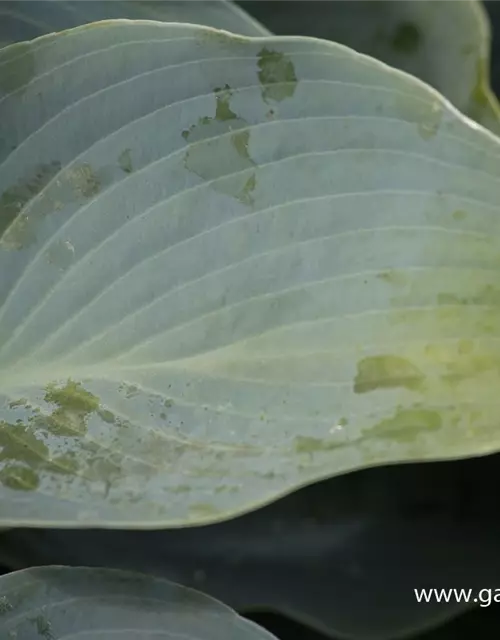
[
  {"xmin": 0, "ymin": 566, "xmax": 278, "ymax": 639},
  {"xmin": 2, "ymin": 22, "xmax": 500, "ymax": 526}
]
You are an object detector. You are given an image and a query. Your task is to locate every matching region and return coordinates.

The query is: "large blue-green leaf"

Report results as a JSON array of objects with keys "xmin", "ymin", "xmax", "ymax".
[
  {"xmin": 240, "ymin": 0, "xmax": 500, "ymax": 133},
  {"xmin": 0, "ymin": 0, "xmax": 269, "ymax": 47},
  {"xmin": 487, "ymin": 0, "xmax": 500, "ymax": 85},
  {"xmin": 2, "ymin": 21, "xmax": 500, "ymax": 527},
  {"xmin": 3, "ymin": 457, "xmax": 500, "ymax": 639},
  {"xmin": 0, "ymin": 566, "xmax": 277, "ymax": 640}
]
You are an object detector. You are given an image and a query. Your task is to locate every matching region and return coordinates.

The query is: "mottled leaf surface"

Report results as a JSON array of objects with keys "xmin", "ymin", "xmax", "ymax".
[
  {"xmin": 2, "ymin": 22, "xmax": 500, "ymax": 526},
  {"xmin": 241, "ymin": 0, "xmax": 500, "ymax": 133},
  {"xmin": 0, "ymin": 0, "xmax": 269, "ymax": 48},
  {"xmin": 0, "ymin": 566, "xmax": 277, "ymax": 640}
]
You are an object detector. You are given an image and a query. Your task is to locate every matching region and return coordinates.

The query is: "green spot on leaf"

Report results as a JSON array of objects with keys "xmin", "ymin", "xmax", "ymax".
[
  {"xmin": 0, "ymin": 595, "xmax": 13, "ymax": 614},
  {"xmin": 377, "ymin": 270, "xmax": 408, "ymax": 286},
  {"xmin": 29, "ymin": 614, "xmax": 54, "ymax": 640},
  {"xmin": 371, "ymin": 407, "xmax": 442, "ymax": 442},
  {"xmin": 0, "ymin": 161, "xmax": 62, "ymax": 249},
  {"xmin": 68, "ymin": 163, "xmax": 101, "ymax": 198},
  {"xmin": 294, "ymin": 435, "xmax": 341, "ymax": 454},
  {"xmin": 189, "ymin": 502, "xmax": 219, "ymax": 518},
  {"xmin": 239, "ymin": 172, "xmax": 256, "ymax": 205},
  {"xmin": 257, "ymin": 47, "xmax": 297, "ymax": 103},
  {"xmin": 8, "ymin": 398, "xmax": 28, "ymax": 409},
  {"xmin": 354, "ymin": 355, "xmax": 425, "ymax": 393},
  {"xmin": 0, "ymin": 464, "xmax": 39, "ymax": 491},
  {"xmin": 43, "ymin": 379, "xmax": 100, "ymax": 436},
  {"xmin": 119, "ymin": 384, "xmax": 139, "ymax": 399},
  {"xmin": 213, "ymin": 85, "xmax": 239, "ymax": 121},
  {"xmin": 0, "ymin": 422, "xmax": 49, "ymax": 468},
  {"xmin": 98, "ymin": 409, "xmax": 116, "ymax": 424},
  {"xmin": 452, "ymin": 209, "xmax": 467, "ymax": 222},
  {"xmin": 45, "ymin": 379, "xmax": 99, "ymax": 415},
  {"xmin": 118, "ymin": 148, "xmax": 133, "ymax": 174},
  {"xmin": 182, "ymin": 85, "xmax": 256, "ymax": 204},
  {"xmin": 443, "ymin": 351, "xmax": 500, "ymax": 386}
]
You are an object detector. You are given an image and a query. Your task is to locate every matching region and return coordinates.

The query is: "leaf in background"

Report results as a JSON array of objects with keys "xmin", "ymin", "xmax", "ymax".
[
  {"xmin": 0, "ymin": 566, "xmax": 277, "ymax": 640},
  {"xmin": 240, "ymin": 0, "xmax": 500, "ymax": 133},
  {"xmin": 2, "ymin": 455, "xmax": 500, "ymax": 639},
  {"xmin": 485, "ymin": 0, "xmax": 500, "ymax": 90},
  {"xmin": 0, "ymin": 0, "xmax": 269, "ymax": 48},
  {"xmin": 2, "ymin": 21, "xmax": 500, "ymax": 527}
]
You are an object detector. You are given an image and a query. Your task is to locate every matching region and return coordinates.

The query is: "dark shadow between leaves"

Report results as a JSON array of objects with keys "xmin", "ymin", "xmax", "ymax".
[{"xmin": 1, "ymin": 453, "xmax": 500, "ymax": 639}]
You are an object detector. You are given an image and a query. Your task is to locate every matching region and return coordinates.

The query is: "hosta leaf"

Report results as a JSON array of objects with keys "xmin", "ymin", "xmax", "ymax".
[
  {"xmin": 0, "ymin": 0, "xmax": 269, "ymax": 48},
  {"xmin": 2, "ymin": 22, "xmax": 500, "ymax": 527},
  {"xmin": 488, "ymin": 1, "xmax": 500, "ymax": 64},
  {"xmin": 0, "ymin": 566, "xmax": 277, "ymax": 640},
  {"xmin": 241, "ymin": 0, "xmax": 500, "ymax": 133},
  {"xmin": 3, "ymin": 457, "xmax": 500, "ymax": 639}
]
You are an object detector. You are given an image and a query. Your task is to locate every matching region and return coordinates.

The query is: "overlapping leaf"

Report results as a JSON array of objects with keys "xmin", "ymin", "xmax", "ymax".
[
  {"xmin": 0, "ymin": 0, "xmax": 269, "ymax": 47},
  {"xmin": 0, "ymin": 566, "xmax": 277, "ymax": 639},
  {"xmin": 241, "ymin": 0, "xmax": 500, "ymax": 133},
  {"xmin": 2, "ymin": 22, "xmax": 500, "ymax": 527}
]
